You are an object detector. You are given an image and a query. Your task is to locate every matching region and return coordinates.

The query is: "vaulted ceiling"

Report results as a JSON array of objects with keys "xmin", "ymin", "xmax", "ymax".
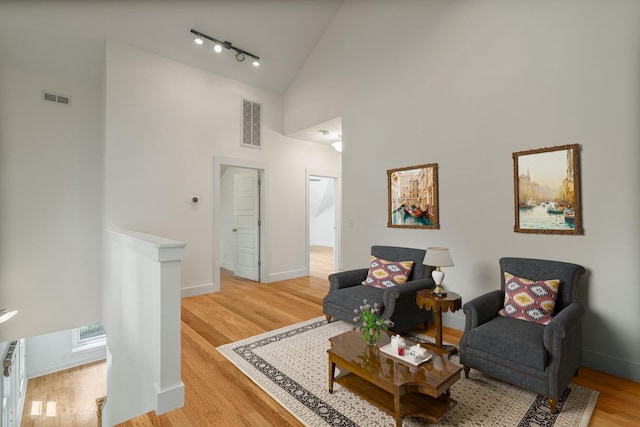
[{"xmin": 0, "ymin": 1, "xmax": 343, "ymax": 95}]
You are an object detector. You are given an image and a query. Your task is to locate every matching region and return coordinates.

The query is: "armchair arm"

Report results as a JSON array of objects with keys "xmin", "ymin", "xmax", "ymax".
[
  {"xmin": 543, "ymin": 303, "xmax": 585, "ymax": 351},
  {"xmin": 387, "ymin": 278, "xmax": 435, "ymax": 299},
  {"xmin": 462, "ymin": 290, "xmax": 504, "ymax": 329},
  {"xmin": 379, "ymin": 278, "xmax": 435, "ymax": 320},
  {"xmin": 328, "ymin": 268, "xmax": 369, "ymax": 291}
]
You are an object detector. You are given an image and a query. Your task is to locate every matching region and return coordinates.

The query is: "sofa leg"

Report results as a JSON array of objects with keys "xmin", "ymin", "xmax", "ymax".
[
  {"xmin": 325, "ymin": 315, "xmax": 332, "ymax": 323},
  {"xmin": 463, "ymin": 366, "xmax": 470, "ymax": 378},
  {"xmin": 548, "ymin": 398, "xmax": 558, "ymax": 414}
]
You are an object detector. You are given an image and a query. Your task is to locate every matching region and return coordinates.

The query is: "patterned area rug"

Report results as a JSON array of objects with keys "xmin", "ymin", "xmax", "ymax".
[{"xmin": 217, "ymin": 317, "xmax": 598, "ymax": 427}]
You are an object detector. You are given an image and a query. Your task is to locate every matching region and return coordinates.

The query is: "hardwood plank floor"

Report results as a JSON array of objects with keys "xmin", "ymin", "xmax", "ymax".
[
  {"xmin": 21, "ymin": 361, "xmax": 106, "ymax": 427},
  {"xmin": 22, "ymin": 247, "xmax": 640, "ymax": 426}
]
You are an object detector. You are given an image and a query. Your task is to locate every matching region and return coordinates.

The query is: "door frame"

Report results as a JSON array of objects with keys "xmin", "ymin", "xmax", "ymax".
[
  {"xmin": 214, "ymin": 156, "xmax": 266, "ymax": 290},
  {"xmin": 306, "ymin": 168, "xmax": 342, "ymax": 274}
]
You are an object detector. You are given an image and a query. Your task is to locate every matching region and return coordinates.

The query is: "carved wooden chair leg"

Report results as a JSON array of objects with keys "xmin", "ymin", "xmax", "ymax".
[
  {"xmin": 548, "ymin": 398, "xmax": 558, "ymax": 414},
  {"xmin": 463, "ymin": 366, "xmax": 470, "ymax": 378},
  {"xmin": 325, "ymin": 314, "xmax": 332, "ymax": 323}
]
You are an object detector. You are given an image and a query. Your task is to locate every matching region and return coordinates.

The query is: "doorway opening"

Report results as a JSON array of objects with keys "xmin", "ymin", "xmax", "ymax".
[
  {"xmin": 220, "ymin": 166, "xmax": 261, "ymax": 282},
  {"xmin": 214, "ymin": 156, "xmax": 266, "ymax": 291},
  {"xmin": 307, "ymin": 171, "xmax": 341, "ymax": 278}
]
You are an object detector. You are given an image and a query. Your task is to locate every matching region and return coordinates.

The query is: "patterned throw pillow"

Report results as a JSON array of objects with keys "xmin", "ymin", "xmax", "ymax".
[
  {"xmin": 362, "ymin": 256, "xmax": 414, "ymax": 289},
  {"xmin": 498, "ymin": 272, "xmax": 560, "ymax": 325}
]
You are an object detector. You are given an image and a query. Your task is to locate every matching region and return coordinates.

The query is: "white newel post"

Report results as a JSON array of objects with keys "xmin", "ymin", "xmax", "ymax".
[{"xmin": 103, "ymin": 230, "xmax": 186, "ymax": 426}]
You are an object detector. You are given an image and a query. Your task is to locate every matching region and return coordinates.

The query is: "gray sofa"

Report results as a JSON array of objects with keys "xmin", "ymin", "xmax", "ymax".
[
  {"xmin": 323, "ymin": 245, "xmax": 436, "ymax": 333},
  {"xmin": 459, "ymin": 257, "xmax": 586, "ymax": 413}
]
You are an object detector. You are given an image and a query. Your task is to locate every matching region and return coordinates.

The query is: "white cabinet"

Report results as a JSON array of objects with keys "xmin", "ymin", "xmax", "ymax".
[{"xmin": 1, "ymin": 339, "xmax": 26, "ymax": 427}]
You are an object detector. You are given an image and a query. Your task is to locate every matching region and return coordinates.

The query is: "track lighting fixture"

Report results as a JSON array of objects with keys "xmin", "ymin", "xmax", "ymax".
[{"xmin": 191, "ymin": 29, "xmax": 260, "ymax": 67}]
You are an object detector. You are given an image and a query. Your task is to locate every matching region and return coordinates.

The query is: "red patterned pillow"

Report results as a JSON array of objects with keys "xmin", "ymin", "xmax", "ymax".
[
  {"xmin": 498, "ymin": 272, "xmax": 560, "ymax": 325},
  {"xmin": 362, "ymin": 256, "xmax": 414, "ymax": 289}
]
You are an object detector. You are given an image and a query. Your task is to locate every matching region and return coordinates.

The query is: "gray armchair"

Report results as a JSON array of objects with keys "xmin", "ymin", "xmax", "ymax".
[
  {"xmin": 323, "ymin": 245, "xmax": 436, "ymax": 333},
  {"xmin": 459, "ymin": 257, "xmax": 586, "ymax": 413}
]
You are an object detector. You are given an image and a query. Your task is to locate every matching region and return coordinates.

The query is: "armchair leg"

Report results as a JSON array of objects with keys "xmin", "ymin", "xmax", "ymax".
[
  {"xmin": 325, "ymin": 315, "xmax": 332, "ymax": 323},
  {"xmin": 548, "ymin": 398, "xmax": 558, "ymax": 414},
  {"xmin": 463, "ymin": 366, "xmax": 470, "ymax": 378}
]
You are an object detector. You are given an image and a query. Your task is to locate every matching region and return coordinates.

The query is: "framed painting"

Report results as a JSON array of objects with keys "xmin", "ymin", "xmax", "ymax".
[
  {"xmin": 513, "ymin": 144, "xmax": 582, "ymax": 234},
  {"xmin": 387, "ymin": 164, "xmax": 439, "ymax": 229}
]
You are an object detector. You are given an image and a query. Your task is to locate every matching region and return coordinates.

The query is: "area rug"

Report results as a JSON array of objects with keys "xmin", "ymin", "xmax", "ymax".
[{"xmin": 217, "ymin": 317, "xmax": 598, "ymax": 427}]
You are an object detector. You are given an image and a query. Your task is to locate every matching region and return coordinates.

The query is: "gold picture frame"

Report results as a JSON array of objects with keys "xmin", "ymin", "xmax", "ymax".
[
  {"xmin": 387, "ymin": 164, "xmax": 439, "ymax": 229},
  {"xmin": 513, "ymin": 144, "xmax": 582, "ymax": 234}
]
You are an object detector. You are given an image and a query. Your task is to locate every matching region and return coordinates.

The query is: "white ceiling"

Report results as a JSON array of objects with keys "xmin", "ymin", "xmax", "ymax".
[
  {"xmin": 289, "ymin": 117, "xmax": 342, "ymax": 145},
  {"xmin": 0, "ymin": 0, "xmax": 342, "ymax": 95}
]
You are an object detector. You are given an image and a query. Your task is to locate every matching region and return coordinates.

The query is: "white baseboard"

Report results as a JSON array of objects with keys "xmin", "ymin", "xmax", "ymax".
[
  {"xmin": 583, "ymin": 349, "xmax": 640, "ymax": 383},
  {"xmin": 28, "ymin": 348, "xmax": 106, "ymax": 379},
  {"xmin": 181, "ymin": 283, "xmax": 217, "ymax": 298},
  {"xmin": 266, "ymin": 268, "xmax": 308, "ymax": 283},
  {"xmin": 154, "ymin": 381, "xmax": 185, "ymax": 414},
  {"xmin": 442, "ymin": 313, "xmax": 466, "ymax": 331},
  {"xmin": 220, "ymin": 260, "xmax": 234, "ymax": 271}
]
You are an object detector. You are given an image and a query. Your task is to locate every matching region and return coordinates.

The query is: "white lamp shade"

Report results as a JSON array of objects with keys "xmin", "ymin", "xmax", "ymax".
[{"xmin": 422, "ymin": 247, "xmax": 454, "ymax": 268}]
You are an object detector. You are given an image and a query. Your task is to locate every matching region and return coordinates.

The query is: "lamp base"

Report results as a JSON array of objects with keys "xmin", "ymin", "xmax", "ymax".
[{"xmin": 431, "ymin": 285, "xmax": 447, "ymax": 298}]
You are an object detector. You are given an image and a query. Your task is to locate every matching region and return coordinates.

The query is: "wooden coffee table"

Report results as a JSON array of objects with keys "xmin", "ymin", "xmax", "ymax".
[{"xmin": 328, "ymin": 331, "xmax": 461, "ymax": 426}]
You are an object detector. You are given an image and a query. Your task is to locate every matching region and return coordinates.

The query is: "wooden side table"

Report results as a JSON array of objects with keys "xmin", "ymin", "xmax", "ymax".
[{"xmin": 416, "ymin": 291, "xmax": 462, "ymax": 353}]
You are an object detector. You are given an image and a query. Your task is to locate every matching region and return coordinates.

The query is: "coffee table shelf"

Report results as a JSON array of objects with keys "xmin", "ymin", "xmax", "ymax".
[{"xmin": 334, "ymin": 370, "xmax": 455, "ymax": 423}]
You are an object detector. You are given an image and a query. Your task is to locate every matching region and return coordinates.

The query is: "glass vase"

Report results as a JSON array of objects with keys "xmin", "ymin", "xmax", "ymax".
[{"xmin": 365, "ymin": 330, "xmax": 380, "ymax": 346}]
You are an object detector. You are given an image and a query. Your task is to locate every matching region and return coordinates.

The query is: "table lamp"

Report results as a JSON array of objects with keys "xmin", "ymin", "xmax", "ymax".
[{"xmin": 423, "ymin": 247, "xmax": 454, "ymax": 297}]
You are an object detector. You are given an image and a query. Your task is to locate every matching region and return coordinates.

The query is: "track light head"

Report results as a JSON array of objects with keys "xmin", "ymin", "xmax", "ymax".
[{"xmin": 191, "ymin": 29, "xmax": 260, "ymax": 68}]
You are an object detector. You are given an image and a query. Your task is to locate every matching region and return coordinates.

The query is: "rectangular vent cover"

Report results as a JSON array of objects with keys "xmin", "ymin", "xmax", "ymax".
[
  {"xmin": 242, "ymin": 98, "xmax": 262, "ymax": 148},
  {"xmin": 42, "ymin": 91, "xmax": 71, "ymax": 106}
]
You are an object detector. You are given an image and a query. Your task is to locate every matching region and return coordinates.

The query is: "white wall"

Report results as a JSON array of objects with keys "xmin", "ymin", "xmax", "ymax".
[
  {"xmin": 285, "ymin": 0, "xmax": 640, "ymax": 381},
  {"xmin": 25, "ymin": 331, "xmax": 105, "ymax": 378},
  {"xmin": 0, "ymin": 65, "xmax": 103, "ymax": 342},
  {"xmin": 309, "ymin": 177, "xmax": 335, "ymax": 247},
  {"xmin": 105, "ymin": 42, "xmax": 341, "ymax": 291}
]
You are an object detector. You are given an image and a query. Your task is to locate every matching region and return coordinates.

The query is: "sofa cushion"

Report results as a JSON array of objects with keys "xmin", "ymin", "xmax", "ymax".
[
  {"xmin": 498, "ymin": 272, "xmax": 559, "ymax": 325},
  {"xmin": 362, "ymin": 256, "xmax": 414, "ymax": 289},
  {"xmin": 467, "ymin": 315, "xmax": 547, "ymax": 370}
]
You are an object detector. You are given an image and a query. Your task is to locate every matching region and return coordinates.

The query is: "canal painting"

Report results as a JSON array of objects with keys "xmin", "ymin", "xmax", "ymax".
[
  {"xmin": 387, "ymin": 164, "xmax": 439, "ymax": 229},
  {"xmin": 513, "ymin": 144, "xmax": 582, "ymax": 235}
]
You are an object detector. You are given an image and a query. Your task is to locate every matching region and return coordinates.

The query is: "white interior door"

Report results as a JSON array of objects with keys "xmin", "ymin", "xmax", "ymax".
[{"xmin": 233, "ymin": 170, "xmax": 260, "ymax": 281}]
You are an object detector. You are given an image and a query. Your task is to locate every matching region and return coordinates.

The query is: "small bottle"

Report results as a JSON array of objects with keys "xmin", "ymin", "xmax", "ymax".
[{"xmin": 397, "ymin": 343, "xmax": 405, "ymax": 356}]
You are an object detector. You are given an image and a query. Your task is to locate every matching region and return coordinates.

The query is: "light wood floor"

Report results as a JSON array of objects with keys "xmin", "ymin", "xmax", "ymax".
[
  {"xmin": 21, "ymin": 360, "xmax": 106, "ymax": 426},
  {"xmin": 22, "ymin": 246, "xmax": 640, "ymax": 426}
]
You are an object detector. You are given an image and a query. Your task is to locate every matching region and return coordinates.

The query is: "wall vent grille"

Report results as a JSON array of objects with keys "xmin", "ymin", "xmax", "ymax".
[
  {"xmin": 242, "ymin": 98, "xmax": 262, "ymax": 148},
  {"xmin": 42, "ymin": 91, "xmax": 71, "ymax": 106}
]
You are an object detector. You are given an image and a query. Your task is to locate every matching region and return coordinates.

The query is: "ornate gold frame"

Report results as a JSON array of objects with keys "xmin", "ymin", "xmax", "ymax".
[
  {"xmin": 513, "ymin": 144, "xmax": 582, "ymax": 234},
  {"xmin": 387, "ymin": 164, "xmax": 439, "ymax": 229}
]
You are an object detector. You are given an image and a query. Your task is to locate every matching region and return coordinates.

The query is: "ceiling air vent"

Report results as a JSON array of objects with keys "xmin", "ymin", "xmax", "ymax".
[{"xmin": 42, "ymin": 91, "xmax": 71, "ymax": 106}]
